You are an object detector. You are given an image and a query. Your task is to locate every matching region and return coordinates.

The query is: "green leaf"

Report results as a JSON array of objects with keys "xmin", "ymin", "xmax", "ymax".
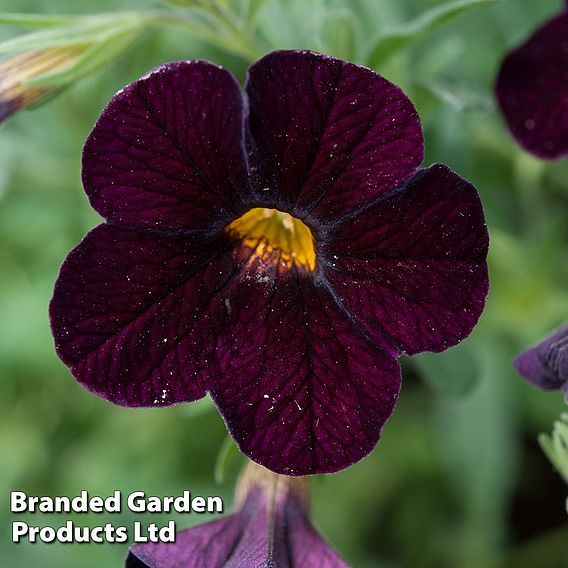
[
  {"xmin": 416, "ymin": 79, "xmax": 495, "ymax": 112},
  {"xmin": 156, "ymin": 0, "xmax": 200, "ymax": 7},
  {"xmin": 0, "ymin": 13, "xmax": 146, "ymax": 54},
  {"xmin": 0, "ymin": 13, "xmax": 149, "ymax": 118},
  {"xmin": 538, "ymin": 414, "xmax": 568, "ymax": 484},
  {"xmin": 214, "ymin": 436, "xmax": 241, "ymax": 484},
  {"xmin": 0, "ymin": 13, "xmax": 81, "ymax": 28},
  {"xmin": 413, "ymin": 338, "xmax": 480, "ymax": 397},
  {"xmin": 552, "ymin": 426, "xmax": 568, "ymax": 481},
  {"xmin": 24, "ymin": 29, "xmax": 140, "ymax": 88},
  {"xmin": 153, "ymin": 12, "xmax": 262, "ymax": 61},
  {"xmin": 538, "ymin": 433, "xmax": 558, "ymax": 468},
  {"xmin": 246, "ymin": 0, "xmax": 270, "ymax": 25},
  {"xmin": 434, "ymin": 338, "xmax": 519, "ymax": 562},
  {"xmin": 366, "ymin": 0, "xmax": 498, "ymax": 67},
  {"xmin": 321, "ymin": 9, "xmax": 356, "ymax": 61},
  {"xmin": 182, "ymin": 395, "xmax": 215, "ymax": 419}
]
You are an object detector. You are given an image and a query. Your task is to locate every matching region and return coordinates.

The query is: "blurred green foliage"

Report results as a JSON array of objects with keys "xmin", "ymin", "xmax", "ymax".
[{"xmin": 1, "ymin": 0, "xmax": 567, "ymax": 566}]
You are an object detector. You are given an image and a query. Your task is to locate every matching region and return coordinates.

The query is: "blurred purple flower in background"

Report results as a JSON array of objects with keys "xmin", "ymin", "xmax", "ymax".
[
  {"xmin": 514, "ymin": 323, "xmax": 568, "ymax": 404},
  {"xmin": 495, "ymin": 5, "xmax": 568, "ymax": 159},
  {"xmin": 126, "ymin": 461, "xmax": 349, "ymax": 568},
  {"xmin": 50, "ymin": 50, "xmax": 489, "ymax": 475}
]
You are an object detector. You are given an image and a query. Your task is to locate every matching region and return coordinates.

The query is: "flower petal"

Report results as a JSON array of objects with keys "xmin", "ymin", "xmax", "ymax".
[
  {"xmin": 232, "ymin": 471, "xmax": 348, "ymax": 567},
  {"xmin": 50, "ymin": 224, "xmax": 239, "ymax": 407},
  {"xmin": 514, "ymin": 323, "xmax": 568, "ymax": 391},
  {"xmin": 127, "ymin": 491, "xmax": 272, "ymax": 568},
  {"xmin": 283, "ymin": 494, "xmax": 350, "ymax": 567},
  {"xmin": 127, "ymin": 514, "xmax": 243, "ymax": 567},
  {"xmin": 495, "ymin": 12, "xmax": 568, "ymax": 159},
  {"xmin": 127, "ymin": 485, "xmax": 349, "ymax": 567},
  {"xmin": 323, "ymin": 164, "xmax": 489, "ymax": 356},
  {"xmin": 209, "ymin": 258, "xmax": 401, "ymax": 475},
  {"xmin": 245, "ymin": 50, "xmax": 423, "ymax": 221},
  {"xmin": 83, "ymin": 61, "xmax": 250, "ymax": 233}
]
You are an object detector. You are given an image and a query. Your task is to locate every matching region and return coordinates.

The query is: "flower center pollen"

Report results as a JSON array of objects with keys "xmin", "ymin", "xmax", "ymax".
[{"xmin": 226, "ymin": 208, "xmax": 316, "ymax": 271}]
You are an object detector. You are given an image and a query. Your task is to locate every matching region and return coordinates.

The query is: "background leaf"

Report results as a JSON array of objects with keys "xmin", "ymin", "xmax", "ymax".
[
  {"xmin": 413, "ymin": 335, "xmax": 480, "ymax": 397},
  {"xmin": 366, "ymin": 0, "xmax": 498, "ymax": 67},
  {"xmin": 24, "ymin": 29, "xmax": 141, "ymax": 88},
  {"xmin": 246, "ymin": 0, "xmax": 270, "ymax": 25},
  {"xmin": 0, "ymin": 13, "xmax": 146, "ymax": 53},
  {"xmin": 415, "ymin": 78, "xmax": 495, "ymax": 112},
  {"xmin": 320, "ymin": 8, "xmax": 357, "ymax": 60},
  {"xmin": 214, "ymin": 436, "xmax": 243, "ymax": 484},
  {"xmin": 0, "ymin": 13, "xmax": 82, "ymax": 28}
]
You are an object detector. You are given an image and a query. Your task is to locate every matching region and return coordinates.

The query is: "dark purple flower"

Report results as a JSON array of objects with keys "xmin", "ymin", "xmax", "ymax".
[
  {"xmin": 514, "ymin": 323, "xmax": 568, "ymax": 404},
  {"xmin": 50, "ymin": 50, "xmax": 489, "ymax": 475},
  {"xmin": 495, "ymin": 7, "xmax": 568, "ymax": 159},
  {"xmin": 126, "ymin": 462, "xmax": 349, "ymax": 568}
]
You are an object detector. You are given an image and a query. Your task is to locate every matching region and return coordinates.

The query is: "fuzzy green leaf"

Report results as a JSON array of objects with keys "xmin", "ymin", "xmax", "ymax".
[
  {"xmin": 0, "ymin": 13, "xmax": 146, "ymax": 53},
  {"xmin": 0, "ymin": 13, "xmax": 81, "ymax": 28},
  {"xmin": 538, "ymin": 414, "xmax": 568, "ymax": 484},
  {"xmin": 24, "ymin": 29, "xmax": 140, "ymax": 88}
]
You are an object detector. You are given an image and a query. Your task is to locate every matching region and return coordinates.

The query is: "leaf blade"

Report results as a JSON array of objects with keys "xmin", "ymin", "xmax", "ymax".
[
  {"xmin": 0, "ymin": 13, "xmax": 145, "ymax": 53},
  {"xmin": 366, "ymin": 0, "xmax": 498, "ymax": 67},
  {"xmin": 214, "ymin": 436, "xmax": 241, "ymax": 485}
]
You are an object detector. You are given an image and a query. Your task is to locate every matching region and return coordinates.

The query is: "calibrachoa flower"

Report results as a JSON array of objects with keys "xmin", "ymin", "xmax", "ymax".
[
  {"xmin": 514, "ymin": 323, "xmax": 568, "ymax": 404},
  {"xmin": 126, "ymin": 461, "xmax": 348, "ymax": 567},
  {"xmin": 495, "ymin": 4, "xmax": 568, "ymax": 159},
  {"xmin": 50, "ymin": 50, "xmax": 489, "ymax": 475}
]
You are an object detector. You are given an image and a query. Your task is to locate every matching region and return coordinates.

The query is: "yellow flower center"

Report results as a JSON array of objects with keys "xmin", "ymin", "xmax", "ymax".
[{"xmin": 226, "ymin": 208, "xmax": 316, "ymax": 271}]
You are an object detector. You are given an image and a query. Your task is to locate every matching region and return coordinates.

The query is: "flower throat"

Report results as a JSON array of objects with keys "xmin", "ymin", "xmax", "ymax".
[{"xmin": 226, "ymin": 208, "xmax": 316, "ymax": 271}]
